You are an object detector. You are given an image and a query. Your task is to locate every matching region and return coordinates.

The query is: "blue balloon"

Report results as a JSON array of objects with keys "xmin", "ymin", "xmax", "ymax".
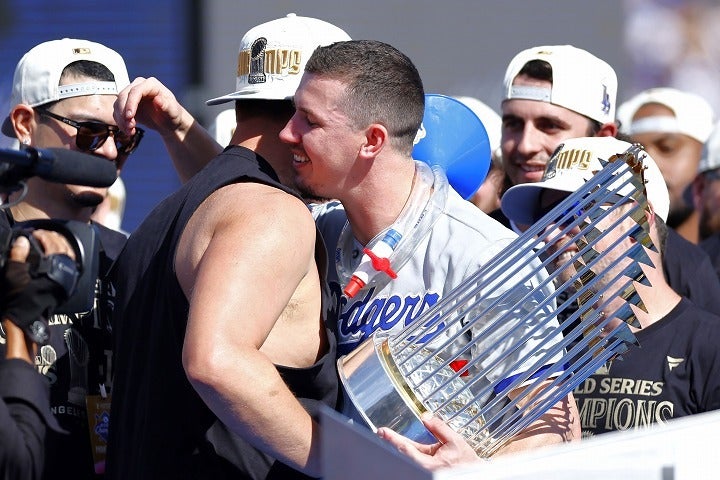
[{"xmin": 412, "ymin": 94, "xmax": 491, "ymax": 199}]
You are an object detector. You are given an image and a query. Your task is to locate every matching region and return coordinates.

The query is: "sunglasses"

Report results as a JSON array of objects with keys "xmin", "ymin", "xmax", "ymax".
[{"xmin": 36, "ymin": 108, "xmax": 144, "ymax": 155}]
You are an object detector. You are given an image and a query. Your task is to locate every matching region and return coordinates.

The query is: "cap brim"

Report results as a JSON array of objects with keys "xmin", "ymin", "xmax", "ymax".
[
  {"xmin": 501, "ymin": 183, "xmax": 545, "ymax": 225},
  {"xmin": 501, "ymin": 181, "xmax": 575, "ymax": 225},
  {"xmin": 206, "ymin": 89, "xmax": 294, "ymax": 105}
]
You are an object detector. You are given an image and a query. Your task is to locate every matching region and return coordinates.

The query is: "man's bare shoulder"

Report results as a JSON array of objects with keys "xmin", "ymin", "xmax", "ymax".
[
  {"xmin": 188, "ymin": 182, "xmax": 315, "ymax": 251},
  {"xmin": 201, "ymin": 182, "xmax": 312, "ymax": 225},
  {"xmin": 175, "ymin": 181, "xmax": 316, "ymax": 297}
]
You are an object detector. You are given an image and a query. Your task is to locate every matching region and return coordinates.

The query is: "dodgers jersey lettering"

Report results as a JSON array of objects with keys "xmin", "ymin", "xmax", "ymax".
[{"xmin": 313, "ymin": 185, "xmax": 564, "ymax": 370}]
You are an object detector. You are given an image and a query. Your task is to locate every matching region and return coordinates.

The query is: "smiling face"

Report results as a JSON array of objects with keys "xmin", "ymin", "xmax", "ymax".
[
  {"xmin": 628, "ymin": 103, "xmax": 703, "ymax": 225},
  {"xmin": 279, "ymin": 73, "xmax": 368, "ymax": 201},
  {"xmin": 501, "ymin": 76, "xmax": 598, "ymax": 187}
]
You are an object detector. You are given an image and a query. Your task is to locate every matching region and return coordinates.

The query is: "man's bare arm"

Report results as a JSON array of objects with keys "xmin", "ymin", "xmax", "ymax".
[
  {"xmin": 176, "ymin": 183, "xmax": 323, "ymax": 476},
  {"xmin": 114, "ymin": 76, "xmax": 222, "ymax": 183}
]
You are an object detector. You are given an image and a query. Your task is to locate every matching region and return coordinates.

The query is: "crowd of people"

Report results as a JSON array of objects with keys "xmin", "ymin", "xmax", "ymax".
[{"xmin": 2, "ymin": 11, "xmax": 720, "ymax": 480}]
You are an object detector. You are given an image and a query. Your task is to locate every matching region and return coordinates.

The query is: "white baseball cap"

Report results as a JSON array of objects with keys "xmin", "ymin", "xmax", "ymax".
[
  {"xmin": 617, "ymin": 87, "xmax": 715, "ymax": 144},
  {"xmin": 2, "ymin": 38, "xmax": 129, "ymax": 137},
  {"xmin": 501, "ymin": 136, "xmax": 670, "ymax": 225},
  {"xmin": 699, "ymin": 121, "xmax": 720, "ymax": 174},
  {"xmin": 502, "ymin": 45, "xmax": 617, "ymax": 125},
  {"xmin": 206, "ymin": 13, "xmax": 351, "ymax": 105}
]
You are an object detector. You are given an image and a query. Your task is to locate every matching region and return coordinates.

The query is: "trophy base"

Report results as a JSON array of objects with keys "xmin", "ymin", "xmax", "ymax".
[
  {"xmin": 338, "ymin": 336, "xmax": 437, "ymax": 445},
  {"xmin": 339, "ymin": 335, "xmax": 495, "ymax": 455}
]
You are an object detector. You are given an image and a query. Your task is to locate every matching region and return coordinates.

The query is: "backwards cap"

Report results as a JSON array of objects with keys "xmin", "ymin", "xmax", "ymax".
[
  {"xmin": 2, "ymin": 38, "xmax": 129, "ymax": 137},
  {"xmin": 502, "ymin": 45, "xmax": 617, "ymax": 125},
  {"xmin": 206, "ymin": 13, "xmax": 351, "ymax": 105},
  {"xmin": 501, "ymin": 136, "xmax": 669, "ymax": 225},
  {"xmin": 617, "ymin": 87, "xmax": 715, "ymax": 144}
]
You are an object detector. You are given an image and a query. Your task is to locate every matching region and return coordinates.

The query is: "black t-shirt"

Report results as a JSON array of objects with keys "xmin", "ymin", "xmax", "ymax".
[
  {"xmin": 106, "ymin": 146, "xmax": 339, "ymax": 480},
  {"xmin": 573, "ymin": 298, "xmax": 720, "ymax": 437},
  {"xmin": 662, "ymin": 229, "xmax": 720, "ymax": 315},
  {"xmin": 0, "ymin": 212, "xmax": 126, "ymax": 480},
  {"xmin": 699, "ymin": 233, "xmax": 720, "ymax": 280}
]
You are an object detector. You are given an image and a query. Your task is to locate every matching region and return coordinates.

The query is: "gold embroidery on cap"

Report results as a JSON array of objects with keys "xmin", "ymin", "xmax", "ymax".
[{"xmin": 238, "ymin": 48, "xmax": 303, "ymax": 77}]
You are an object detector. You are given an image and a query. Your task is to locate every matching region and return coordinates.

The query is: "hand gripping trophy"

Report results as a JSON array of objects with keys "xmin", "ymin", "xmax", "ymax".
[{"xmin": 339, "ymin": 137, "xmax": 666, "ymax": 457}]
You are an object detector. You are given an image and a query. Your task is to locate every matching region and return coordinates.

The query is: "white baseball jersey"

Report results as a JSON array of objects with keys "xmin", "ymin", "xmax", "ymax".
[{"xmin": 313, "ymin": 182, "xmax": 564, "ymax": 402}]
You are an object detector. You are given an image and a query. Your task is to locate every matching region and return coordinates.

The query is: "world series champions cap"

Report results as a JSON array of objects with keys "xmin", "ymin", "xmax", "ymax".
[
  {"xmin": 2, "ymin": 38, "xmax": 130, "ymax": 137},
  {"xmin": 501, "ymin": 136, "xmax": 670, "ymax": 225},
  {"xmin": 502, "ymin": 45, "xmax": 617, "ymax": 125},
  {"xmin": 206, "ymin": 13, "xmax": 351, "ymax": 105},
  {"xmin": 617, "ymin": 87, "xmax": 715, "ymax": 144}
]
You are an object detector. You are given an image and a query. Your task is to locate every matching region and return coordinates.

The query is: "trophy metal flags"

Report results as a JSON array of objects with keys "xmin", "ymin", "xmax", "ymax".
[{"xmin": 339, "ymin": 144, "xmax": 656, "ymax": 457}]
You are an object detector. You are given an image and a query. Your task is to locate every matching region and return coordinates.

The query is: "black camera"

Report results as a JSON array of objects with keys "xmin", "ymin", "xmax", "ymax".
[
  {"xmin": 0, "ymin": 219, "xmax": 100, "ymax": 314},
  {"xmin": 0, "ymin": 146, "xmax": 116, "ymax": 343}
]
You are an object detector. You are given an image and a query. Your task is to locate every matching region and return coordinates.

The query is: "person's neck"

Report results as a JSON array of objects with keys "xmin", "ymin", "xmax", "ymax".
[
  {"xmin": 674, "ymin": 210, "xmax": 699, "ymax": 244},
  {"xmin": 233, "ymin": 121, "xmax": 296, "ymax": 189},
  {"xmin": 342, "ymin": 157, "xmax": 417, "ymax": 246}
]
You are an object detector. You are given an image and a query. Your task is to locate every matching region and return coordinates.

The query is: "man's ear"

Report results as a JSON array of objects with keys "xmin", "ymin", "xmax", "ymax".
[
  {"xmin": 627, "ymin": 203, "xmax": 656, "ymax": 246},
  {"xmin": 359, "ymin": 123, "xmax": 388, "ymax": 160},
  {"xmin": 596, "ymin": 122, "xmax": 618, "ymax": 138},
  {"xmin": 9, "ymin": 104, "xmax": 36, "ymax": 141}
]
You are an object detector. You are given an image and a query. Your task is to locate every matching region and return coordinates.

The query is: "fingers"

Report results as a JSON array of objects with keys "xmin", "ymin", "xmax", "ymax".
[
  {"xmin": 420, "ymin": 413, "xmax": 461, "ymax": 445},
  {"xmin": 377, "ymin": 427, "xmax": 441, "ymax": 469},
  {"xmin": 377, "ymin": 427, "xmax": 436, "ymax": 454},
  {"xmin": 377, "ymin": 415, "xmax": 481, "ymax": 470},
  {"xmin": 420, "ymin": 414, "xmax": 481, "ymax": 465},
  {"xmin": 28, "ymin": 230, "xmax": 76, "ymax": 260},
  {"xmin": 8, "ymin": 235, "xmax": 30, "ymax": 262},
  {"xmin": 114, "ymin": 76, "xmax": 182, "ymax": 134},
  {"xmin": 114, "ymin": 76, "xmax": 146, "ymax": 133}
]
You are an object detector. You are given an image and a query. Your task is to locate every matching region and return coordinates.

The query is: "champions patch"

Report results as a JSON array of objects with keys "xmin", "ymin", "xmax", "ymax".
[
  {"xmin": 237, "ymin": 37, "xmax": 303, "ymax": 84},
  {"xmin": 543, "ymin": 146, "xmax": 594, "ymax": 180}
]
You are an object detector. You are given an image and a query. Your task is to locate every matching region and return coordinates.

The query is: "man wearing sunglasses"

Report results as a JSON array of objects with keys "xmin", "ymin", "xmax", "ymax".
[
  {"xmin": 0, "ymin": 38, "xmax": 218, "ymax": 479},
  {"xmin": 0, "ymin": 38, "xmax": 134, "ymax": 480}
]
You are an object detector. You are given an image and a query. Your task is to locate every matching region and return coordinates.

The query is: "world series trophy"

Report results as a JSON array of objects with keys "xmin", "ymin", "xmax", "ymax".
[{"xmin": 338, "ymin": 143, "xmax": 655, "ymax": 457}]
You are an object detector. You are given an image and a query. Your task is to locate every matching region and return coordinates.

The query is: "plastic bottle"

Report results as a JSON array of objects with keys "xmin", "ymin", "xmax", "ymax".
[{"xmin": 344, "ymin": 228, "xmax": 402, "ymax": 298}]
